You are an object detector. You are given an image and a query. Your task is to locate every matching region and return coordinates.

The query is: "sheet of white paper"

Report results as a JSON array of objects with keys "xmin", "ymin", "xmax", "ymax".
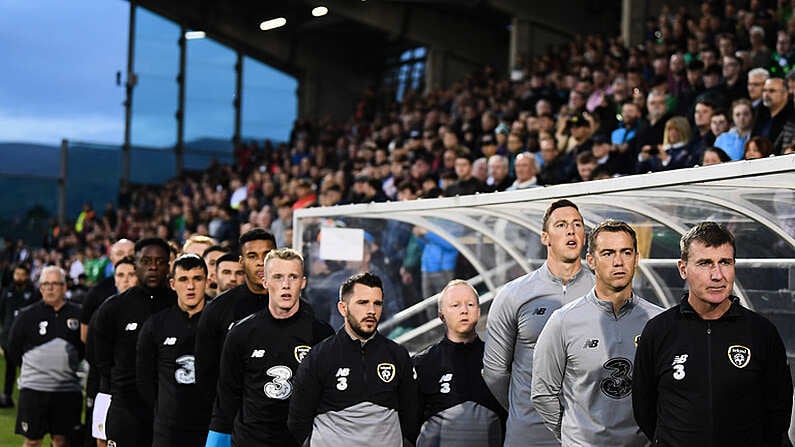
[
  {"xmin": 319, "ymin": 227, "xmax": 364, "ymax": 261},
  {"xmin": 92, "ymin": 392, "xmax": 111, "ymax": 439}
]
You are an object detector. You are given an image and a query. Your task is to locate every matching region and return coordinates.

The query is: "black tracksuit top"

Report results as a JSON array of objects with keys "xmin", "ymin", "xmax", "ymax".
[
  {"xmin": 92, "ymin": 285, "xmax": 176, "ymax": 404},
  {"xmin": 136, "ymin": 304, "xmax": 211, "ymax": 433},
  {"xmin": 7, "ymin": 300, "xmax": 83, "ymax": 370},
  {"xmin": 288, "ymin": 329, "xmax": 420, "ymax": 446},
  {"xmin": 632, "ymin": 295, "xmax": 792, "ymax": 446},
  {"xmin": 194, "ymin": 283, "xmax": 268, "ymax": 404},
  {"xmin": 214, "ymin": 304, "xmax": 333, "ymax": 446},
  {"xmin": 413, "ymin": 336, "xmax": 506, "ymax": 424}
]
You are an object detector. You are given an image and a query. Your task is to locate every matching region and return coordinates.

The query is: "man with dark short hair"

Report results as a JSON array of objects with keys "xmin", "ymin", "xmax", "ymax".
[
  {"xmin": 137, "ymin": 254, "xmax": 211, "ymax": 447},
  {"xmin": 8, "ymin": 266, "xmax": 82, "ymax": 447},
  {"xmin": 214, "ymin": 253, "xmax": 244, "ymax": 295},
  {"xmin": 484, "ymin": 199, "xmax": 595, "ymax": 446},
  {"xmin": 0, "ymin": 263, "xmax": 39, "ymax": 408},
  {"xmin": 92, "ymin": 238, "xmax": 177, "ymax": 447},
  {"xmin": 202, "ymin": 245, "xmax": 229, "ymax": 300},
  {"xmin": 633, "ymin": 222, "xmax": 792, "ymax": 445},
  {"xmin": 532, "ymin": 220, "xmax": 662, "ymax": 445},
  {"xmin": 212, "ymin": 249, "xmax": 333, "ymax": 447},
  {"xmin": 288, "ymin": 272, "xmax": 418, "ymax": 447},
  {"xmin": 196, "ymin": 228, "xmax": 276, "ymax": 437}
]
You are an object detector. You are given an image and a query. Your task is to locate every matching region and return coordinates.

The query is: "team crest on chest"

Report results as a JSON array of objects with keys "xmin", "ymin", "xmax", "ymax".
[
  {"xmin": 728, "ymin": 345, "xmax": 751, "ymax": 368},
  {"xmin": 67, "ymin": 318, "xmax": 79, "ymax": 331},
  {"xmin": 377, "ymin": 363, "xmax": 396, "ymax": 383},
  {"xmin": 294, "ymin": 345, "xmax": 311, "ymax": 363}
]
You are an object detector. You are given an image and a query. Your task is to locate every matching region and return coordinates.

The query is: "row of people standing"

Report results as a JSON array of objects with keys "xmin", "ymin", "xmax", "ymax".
[{"xmin": 6, "ymin": 203, "xmax": 794, "ymax": 446}]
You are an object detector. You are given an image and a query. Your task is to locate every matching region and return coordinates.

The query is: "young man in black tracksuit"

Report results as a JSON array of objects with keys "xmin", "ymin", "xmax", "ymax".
[
  {"xmin": 633, "ymin": 222, "xmax": 792, "ymax": 446},
  {"xmin": 137, "ymin": 254, "xmax": 211, "ymax": 447},
  {"xmin": 0, "ymin": 263, "xmax": 39, "ymax": 408},
  {"xmin": 209, "ymin": 248, "xmax": 333, "ymax": 447},
  {"xmin": 195, "ymin": 228, "xmax": 275, "ymax": 431},
  {"xmin": 91, "ymin": 238, "xmax": 176, "ymax": 447},
  {"xmin": 288, "ymin": 272, "xmax": 419, "ymax": 447},
  {"xmin": 413, "ymin": 280, "xmax": 506, "ymax": 447}
]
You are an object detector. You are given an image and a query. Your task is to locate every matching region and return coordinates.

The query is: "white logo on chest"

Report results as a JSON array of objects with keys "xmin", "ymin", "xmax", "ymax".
[
  {"xmin": 439, "ymin": 373, "xmax": 453, "ymax": 394},
  {"xmin": 124, "ymin": 322, "xmax": 138, "ymax": 331},
  {"xmin": 336, "ymin": 367, "xmax": 350, "ymax": 391},
  {"xmin": 672, "ymin": 354, "xmax": 688, "ymax": 380},
  {"xmin": 163, "ymin": 337, "xmax": 177, "ymax": 346},
  {"xmin": 38, "ymin": 321, "xmax": 48, "ymax": 335},
  {"xmin": 251, "ymin": 349, "xmax": 265, "ymax": 358}
]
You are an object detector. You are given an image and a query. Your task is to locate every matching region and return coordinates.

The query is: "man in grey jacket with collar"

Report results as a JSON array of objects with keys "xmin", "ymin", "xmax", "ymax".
[
  {"xmin": 483, "ymin": 199, "xmax": 595, "ymax": 446},
  {"xmin": 531, "ymin": 219, "xmax": 662, "ymax": 446}
]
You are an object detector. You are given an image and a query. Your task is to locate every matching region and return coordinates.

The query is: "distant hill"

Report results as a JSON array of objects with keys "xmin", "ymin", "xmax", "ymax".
[{"xmin": 0, "ymin": 142, "xmax": 61, "ymax": 178}]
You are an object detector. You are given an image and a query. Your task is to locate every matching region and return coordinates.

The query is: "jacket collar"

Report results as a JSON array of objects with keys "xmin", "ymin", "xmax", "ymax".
[
  {"xmin": 679, "ymin": 293, "xmax": 742, "ymax": 319},
  {"xmin": 541, "ymin": 261, "xmax": 590, "ymax": 286},
  {"xmin": 586, "ymin": 288, "xmax": 637, "ymax": 318}
]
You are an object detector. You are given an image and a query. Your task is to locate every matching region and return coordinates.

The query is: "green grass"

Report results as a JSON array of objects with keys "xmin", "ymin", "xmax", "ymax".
[{"xmin": 0, "ymin": 355, "xmax": 53, "ymax": 446}]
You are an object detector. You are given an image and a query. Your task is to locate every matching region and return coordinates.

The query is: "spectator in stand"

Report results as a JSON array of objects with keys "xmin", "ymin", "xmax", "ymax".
[
  {"xmin": 690, "ymin": 97, "xmax": 717, "ymax": 163},
  {"xmin": 444, "ymin": 153, "xmax": 490, "ymax": 197},
  {"xmin": 472, "ymin": 158, "xmax": 489, "ymax": 185},
  {"xmin": 749, "ymin": 26, "xmax": 772, "ymax": 69},
  {"xmin": 744, "ymin": 136, "xmax": 775, "ymax": 159},
  {"xmin": 507, "ymin": 153, "xmax": 539, "ymax": 190},
  {"xmin": 487, "ymin": 155, "xmax": 513, "ymax": 192},
  {"xmin": 753, "ymin": 77, "xmax": 795, "ymax": 152},
  {"xmin": 747, "ymin": 67, "xmax": 770, "ymax": 110},
  {"xmin": 638, "ymin": 116, "xmax": 693, "ymax": 173},
  {"xmin": 701, "ymin": 146, "xmax": 732, "ymax": 165},
  {"xmin": 538, "ymin": 134, "xmax": 571, "ymax": 185},
  {"xmin": 575, "ymin": 151, "xmax": 599, "ymax": 182},
  {"xmin": 715, "ymin": 99, "xmax": 754, "ymax": 160},
  {"xmin": 769, "ymin": 30, "xmax": 795, "ymax": 76},
  {"xmin": 710, "ymin": 109, "xmax": 732, "ymax": 139},
  {"xmin": 722, "ymin": 55, "xmax": 748, "ymax": 102},
  {"xmin": 611, "ymin": 101, "xmax": 644, "ymax": 160}
]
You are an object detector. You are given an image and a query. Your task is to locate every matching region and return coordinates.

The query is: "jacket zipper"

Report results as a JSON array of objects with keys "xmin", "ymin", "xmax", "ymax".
[{"xmin": 706, "ymin": 321, "xmax": 713, "ymax": 447}]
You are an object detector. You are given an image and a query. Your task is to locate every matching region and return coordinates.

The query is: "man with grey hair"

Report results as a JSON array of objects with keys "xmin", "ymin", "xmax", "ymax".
[
  {"xmin": 747, "ymin": 67, "xmax": 770, "ymax": 110},
  {"xmin": 414, "ymin": 279, "xmax": 506, "ymax": 446},
  {"xmin": 8, "ymin": 266, "xmax": 83, "ymax": 447},
  {"xmin": 487, "ymin": 155, "xmax": 513, "ymax": 191},
  {"xmin": 507, "ymin": 153, "xmax": 539, "ymax": 190}
]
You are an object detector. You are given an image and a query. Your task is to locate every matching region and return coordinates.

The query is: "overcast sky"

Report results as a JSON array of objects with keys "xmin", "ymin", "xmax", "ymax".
[{"xmin": 0, "ymin": 0, "xmax": 129, "ymax": 145}]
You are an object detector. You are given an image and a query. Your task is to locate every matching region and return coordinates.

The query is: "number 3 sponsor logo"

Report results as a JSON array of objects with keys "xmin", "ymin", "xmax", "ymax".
[{"xmin": 264, "ymin": 365, "xmax": 293, "ymax": 399}]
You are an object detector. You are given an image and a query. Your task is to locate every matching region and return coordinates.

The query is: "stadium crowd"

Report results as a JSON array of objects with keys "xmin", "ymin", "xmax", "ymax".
[{"xmin": 1, "ymin": 1, "xmax": 795, "ymax": 446}]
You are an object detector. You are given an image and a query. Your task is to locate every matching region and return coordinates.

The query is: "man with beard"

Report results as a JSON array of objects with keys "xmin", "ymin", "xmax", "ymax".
[
  {"xmin": 483, "ymin": 200, "xmax": 595, "ymax": 447},
  {"xmin": 532, "ymin": 220, "xmax": 662, "ymax": 445},
  {"xmin": 201, "ymin": 245, "xmax": 229, "ymax": 300},
  {"xmin": 213, "ymin": 253, "xmax": 244, "ymax": 295},
  {"xmin": 0, "ymin": 263, "xmax": 39, "ymax": 408},
  {"xmin": 288, "ymin": 272, "xmax": 418, "ymax": 447},
  {"xmin": 137, "ymin": 254, "xmax": 210, "ymax": 447},
  {"xmin": 92, "ymin": 238, "xmax": 176, "ymax": 447},
  {"xmin": 196, "ymin": 228, "xmax": 275, "ymax": 435},
  {"xmin": 211, "ymin": 249, "xmax": 332, "ymax": 447}
]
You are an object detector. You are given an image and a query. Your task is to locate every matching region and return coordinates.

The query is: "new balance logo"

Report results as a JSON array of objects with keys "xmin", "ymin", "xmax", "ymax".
[
  {"xmin": 251, "ymin": 349, "xmax": 265, "ymax": 358},
  {"xmin": 584, "ymin": 339, "xmax": 599, "ymax": 348},
  {"xmin": 124, "ymin": 322, "xmax": 138, "ymax": 331},
  {"xmin": 163, "ymin": 337, "xmax": 177, "ymax": 345},
  {"xmin": 532, "ymin": 307, "xmax": 547, "ymax": 315}
]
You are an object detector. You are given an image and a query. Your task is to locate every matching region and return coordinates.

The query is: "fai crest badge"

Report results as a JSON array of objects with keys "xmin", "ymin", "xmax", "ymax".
[
  {"xmin": 728, "ymin": 345, "xmax": 751, "ymax": 368},
  {"xmin": 294, "ymin": 345, "xmax": 311, "ymax": 363},
  {"xmin": 377, "ymin": 363, "xmax": 396, "ymax": 383},
  {"xmin": 108, "ymin": 441, "xmax": 117, "ymax": 447},
  {"xmin": 21, "ymin": 421, "xmax": 28, "ymax": 433},
  {"xmin": 67, "ymin": 318, "xmax": 79, "ymax": 331}
]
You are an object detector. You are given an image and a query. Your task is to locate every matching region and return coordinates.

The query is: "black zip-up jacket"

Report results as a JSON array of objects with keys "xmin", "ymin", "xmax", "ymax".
[
  {"xmin": 92, "ymin": 285, "xmax": 176, "ymax": 405},
  {"xmin": 0, "ymin": 282, "xmax": 39, "ymax": 347},
  {"xmin": 136, "ymin": 304, "xmax": 211, "ymax": 435},
  {"xmin": 195, "ymin": 283, "xmax": 268, "ymax": 406},
  {"xmin": 633, "ymin": 295, "xmax": 792, "ymax": 446},
  {"xmin": 288, "ymin": 329, "xmax": 420, "ymax": 447},
  {"xmin": 7, "ymin": 300, "xmax": 83, "ymax": 392},
  {"xmin": 214, "ymin": 304, "xmax": 332, "ymax": 446},
  {"xmin": 413, "ymin": 336, "xmax": 506, "ymax": 445}
]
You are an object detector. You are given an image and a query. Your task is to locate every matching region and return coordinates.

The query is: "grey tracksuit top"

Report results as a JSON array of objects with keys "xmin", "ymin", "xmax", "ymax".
[
  {"xmin": 483, "ymin": 262, "xmax": 594, "ymax": 447},
  {"xmin": 531, "ymin": 290, "xmax": 663, "ymax": 446}
]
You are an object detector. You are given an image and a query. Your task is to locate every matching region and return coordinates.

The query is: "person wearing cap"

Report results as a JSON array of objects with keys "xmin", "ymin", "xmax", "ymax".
[
  {"xmin": 136, "ymin": 254, "xmax": 211, "ymax": 446},
  {"xmin": 479, "ymin": 133, "xmax": 499, "ymax": 159}
]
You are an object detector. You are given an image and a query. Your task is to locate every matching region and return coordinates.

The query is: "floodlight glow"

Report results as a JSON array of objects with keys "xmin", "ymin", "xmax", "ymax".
[
  {"xmin": 185, "ymin": 31, "xmax": 206, "ymax": 40},
  {"xmin": 312, "ymin": 6, "xmax": 328, "ymax": 17},
  {"xmin": 260, "ymin": 17, "xmax": 287, "ymax": 31}
]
